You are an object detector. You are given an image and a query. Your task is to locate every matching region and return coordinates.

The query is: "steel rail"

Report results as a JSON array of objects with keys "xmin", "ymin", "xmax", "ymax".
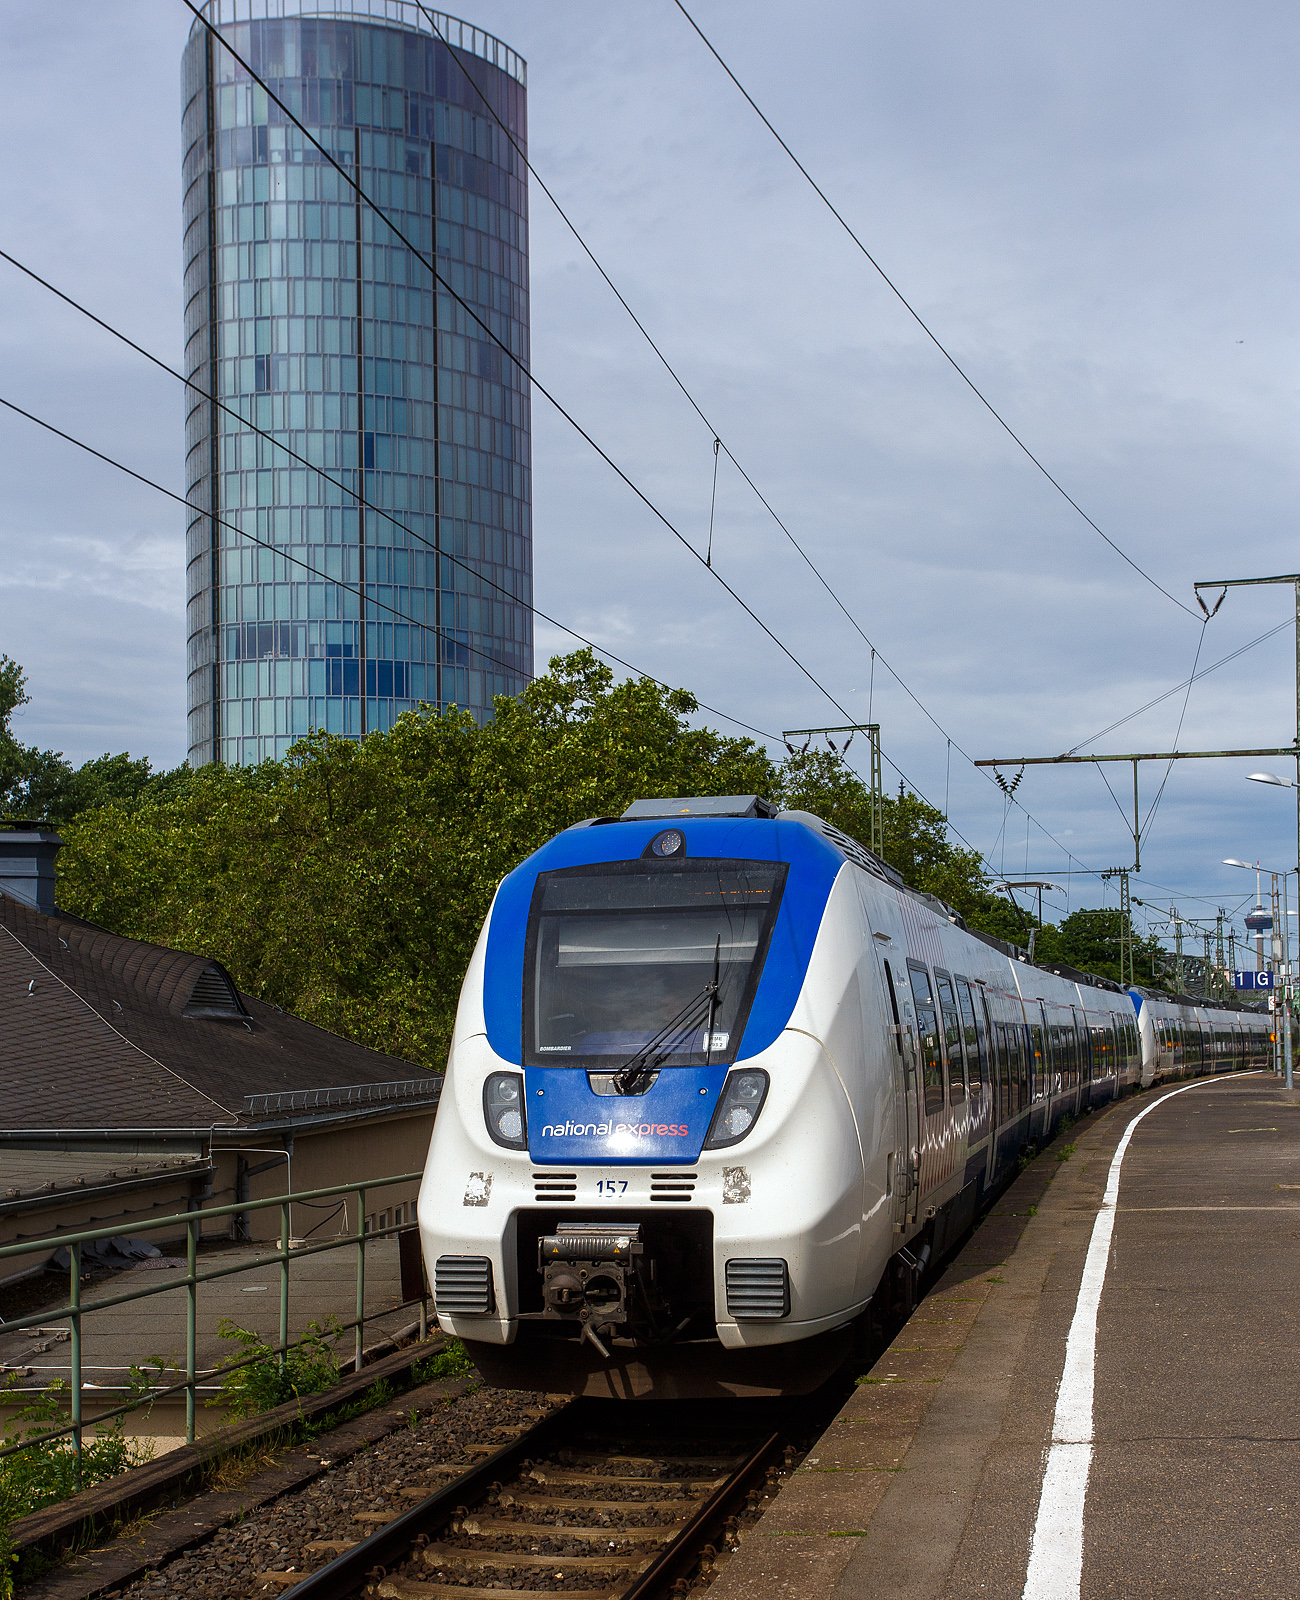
[
  {"xmin": 283, "ymin": 1402, "xmax": 578, "ymax": 1598},
  {"xmin": 283, "ymin": 1404, "xmax": 782, "ymax": 1600},
  {"xmin": 619, "ymin": 1429, "xmax": 782, "ymax": 1599}
]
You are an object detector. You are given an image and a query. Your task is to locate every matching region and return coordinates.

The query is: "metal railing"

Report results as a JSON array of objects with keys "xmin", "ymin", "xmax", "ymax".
[
  {"xmin": 245, "ymin": 1079, "xmax": 441, "ymax": 1117},
  {"xmin": 193, "ymin": 1, "xmax": 528, "ymax": 85},
  {"xmin": 0, "ymin": 1171, "xmax": 428, "ymax": 1483}
]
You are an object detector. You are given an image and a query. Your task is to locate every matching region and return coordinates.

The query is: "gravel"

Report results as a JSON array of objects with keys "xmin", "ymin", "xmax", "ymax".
[{"xmin": 99, "ymin": 1382, "xmax": 550, "ymax": 1599}]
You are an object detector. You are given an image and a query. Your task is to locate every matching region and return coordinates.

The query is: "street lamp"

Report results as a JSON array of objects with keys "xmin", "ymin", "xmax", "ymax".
[
  {"xmin": 1242, "ymin": 769, "xmax": 1300, "ymax": 1092},
  {"xmin": 1224, "ymin": 855, "xmax": 1293, "ymax": 1089}
]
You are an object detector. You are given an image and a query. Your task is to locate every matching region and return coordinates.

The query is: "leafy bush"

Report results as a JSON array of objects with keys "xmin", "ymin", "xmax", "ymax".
[{"xmin": 211, "ymin": 1317, "xmax": 341, "ymax": 1418}]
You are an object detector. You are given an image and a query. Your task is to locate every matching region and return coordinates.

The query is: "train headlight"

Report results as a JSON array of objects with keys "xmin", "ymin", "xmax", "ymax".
[
  {"xmin": 483, "ymin": 1072, "xmax": 527, "ymax": 1149},
  {"xmin": 704, "ymin": 1069, "xmax": 769, "ymax": 1149}
]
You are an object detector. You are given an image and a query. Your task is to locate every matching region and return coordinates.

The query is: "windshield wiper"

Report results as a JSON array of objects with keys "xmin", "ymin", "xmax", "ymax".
[
  {"xmin": 704, "ymin": 935, "xmax": 721, "ymax": 1069},
  {"xmin": 612, "ymin": 966, "xmax": 721, "ymax": 1096}
]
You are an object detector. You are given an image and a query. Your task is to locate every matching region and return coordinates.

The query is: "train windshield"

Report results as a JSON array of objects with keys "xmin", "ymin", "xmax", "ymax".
[{"xmin": 524, "ymin": 859, "xmax": 786, "ymax": 1068}]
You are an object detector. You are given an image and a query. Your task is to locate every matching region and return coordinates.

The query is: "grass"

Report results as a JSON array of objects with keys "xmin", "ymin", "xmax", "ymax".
[{"xmin": 411, "ymin": 1340, "xmax": 474, "ymax": 1384}]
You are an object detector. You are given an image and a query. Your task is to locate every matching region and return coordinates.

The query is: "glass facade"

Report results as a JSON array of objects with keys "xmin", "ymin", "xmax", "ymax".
[{"xmin": 182, "ymin": 1, "xmax": 532, "ymax": 766}]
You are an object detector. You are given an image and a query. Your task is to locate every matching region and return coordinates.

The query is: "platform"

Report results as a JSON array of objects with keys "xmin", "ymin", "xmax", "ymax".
[{"xmin": 714, "ymin": 1069, "xmax": 1300, "ymax": 1600}]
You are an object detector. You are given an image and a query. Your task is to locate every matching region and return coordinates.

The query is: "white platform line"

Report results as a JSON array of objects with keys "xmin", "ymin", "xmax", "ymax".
[{"xmin": 1021, "ymin": 1072, "xmax": 1259, "ymax": 1600}]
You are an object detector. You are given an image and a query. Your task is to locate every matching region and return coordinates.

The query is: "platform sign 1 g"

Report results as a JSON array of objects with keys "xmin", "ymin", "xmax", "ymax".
[{"xmin": 1234, "ymin": 970, "xmax": 1274, "ymax": 990}]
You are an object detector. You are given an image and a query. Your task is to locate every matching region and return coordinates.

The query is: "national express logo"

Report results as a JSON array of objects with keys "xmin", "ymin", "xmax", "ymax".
[{"xmin": 539, "ymin": 1121, "xmax": 689, "ymax": 1138}]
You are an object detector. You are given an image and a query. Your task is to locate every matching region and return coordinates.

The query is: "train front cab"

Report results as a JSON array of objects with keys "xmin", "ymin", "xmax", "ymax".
[
  {"xmin": 1130, "ymin": 989, "xmax": 1273, "ymax": 1085},
  {"xmin": 423, "ymin": 809, "xmax": 905, "ymax": 1398}
]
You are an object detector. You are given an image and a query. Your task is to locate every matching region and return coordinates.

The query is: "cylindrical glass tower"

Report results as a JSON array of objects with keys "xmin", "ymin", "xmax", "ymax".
[{"xmin": 182, "ymin": 1, "xmax": 532, "ymax": 767}]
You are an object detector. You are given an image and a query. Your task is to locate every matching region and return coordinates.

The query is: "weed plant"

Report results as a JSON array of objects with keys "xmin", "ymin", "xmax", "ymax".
[
  {"xmin": 209, "ymin": 1317, "xmax": 342, "ymax": 1417},
  {"xmin": 0, "ymin": 1375, "xmax": 155, "ymax": 1599},
  {"xmin": 411, "ymin": 1339, "xmax": 473, "ymax": 1384}
]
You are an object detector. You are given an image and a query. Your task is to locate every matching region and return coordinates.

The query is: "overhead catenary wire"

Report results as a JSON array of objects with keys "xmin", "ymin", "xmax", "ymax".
[
  {"xmin": 1137, "ymin": 620, "xmax": 1208, "ymax": 846},
  {"xmin": 0, "ymin": 390, "xmax": 777, "ymax": 741},
  {"xmin": 669, "ymin": 0, "xmax": 1200, "ymax": 624},
  {"xmin": 180, "ymin": 0, "xmax": 1119, "ymax": 889},
  {"xmin": 0, "ymin": 248, "xmax": 771, "ymax": 743},
  {"xmin": 1064, "ymin": 616, "xmax": 1294, "ymax": 755},
  {"xmin": 179, "ymin": 0, "xmax": 856, "ymax": 731},
  {"xmin": 414, "ymin": 0, "xmax": 1083, "ymax": 864},
  {"xmin": 412, "ymin": 0, "xmax": 995, "ymax": 750}
]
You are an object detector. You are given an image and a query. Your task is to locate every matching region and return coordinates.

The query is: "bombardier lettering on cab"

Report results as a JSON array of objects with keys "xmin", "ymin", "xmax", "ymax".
[{"xmin": 540, "ymin": 1121, "xmax": 689, "ymax": 1138}]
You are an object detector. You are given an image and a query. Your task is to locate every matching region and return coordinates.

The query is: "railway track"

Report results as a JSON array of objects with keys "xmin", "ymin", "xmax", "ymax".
[{"xmin": 281, "ymin": 1396, "xmax": 795, "ymax": 1600}]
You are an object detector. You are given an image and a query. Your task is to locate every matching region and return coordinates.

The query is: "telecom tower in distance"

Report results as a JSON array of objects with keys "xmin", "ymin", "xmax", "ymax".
[{"xmin": 182, "ymin": 1, "xmax": 532, "ymax": 767}]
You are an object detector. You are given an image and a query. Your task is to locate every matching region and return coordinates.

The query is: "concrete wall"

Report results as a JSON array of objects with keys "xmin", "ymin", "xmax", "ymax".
[
  {"xmin": 0, "ymin": 1108, "xmax": 438, "ymax": 1274},
  {"xmin": 0, "ymin": 1171, "xmax": 213, "ymax": 1283},
  {"xmin": 212, "ymin": 1109, "xmax": 437, "ymax": 1243}
]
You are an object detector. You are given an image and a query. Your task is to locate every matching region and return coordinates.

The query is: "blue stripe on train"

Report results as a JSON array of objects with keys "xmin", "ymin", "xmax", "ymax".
[{"xmin": 482, "ymin": 816, "xmax": 844, "ymax": 1070}]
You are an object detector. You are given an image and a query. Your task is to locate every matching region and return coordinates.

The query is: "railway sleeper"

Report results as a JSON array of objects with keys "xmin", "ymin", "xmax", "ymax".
[
  {"xmin": 375, "ymin": 1584, "xmax": 623, "ymax": 1600},
  {"xmin": 456, "ymin": 1517, "xmax": 679, "ymax": 1540},
  {"xmin": 524, "ymin": 1468, "xmax": 725, "ymax": 1489},
  {"xmin": 559, "ymin": 1451, "xmax": 742, "ymax": 1470},
  {"xmin": 497, "ymin": 1491, "xmax": 703, "ymax": 1512},
  {"xmin": 421, "ymin": 1542, "xmax": 653, "ymax": 1570}
]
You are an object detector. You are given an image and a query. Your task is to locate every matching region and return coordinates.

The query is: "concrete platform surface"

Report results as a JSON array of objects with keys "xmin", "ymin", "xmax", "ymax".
[{"xmin": 714, "ymin": 1070, "xmax": 1300, "ymax": 1600}]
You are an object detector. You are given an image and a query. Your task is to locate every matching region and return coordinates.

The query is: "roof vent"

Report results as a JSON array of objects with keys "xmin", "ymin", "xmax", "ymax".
[
  {"xmin": 620, "ymin": 795, "xmax": 777, "ymax": 821},
  {"xmin": 183, "ymin": 963, "xmax": 245, "ymax": 1019}
]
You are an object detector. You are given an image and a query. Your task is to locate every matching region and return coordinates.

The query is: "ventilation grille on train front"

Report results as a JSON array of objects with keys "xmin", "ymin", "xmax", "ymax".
[
  {"xmin": 433, "ymin": 1255, "xmax": 495, "ymax": 1316},
  {"xmin": 725, "ymin": 1258, "xmax": 789, "ymax": 1320},
  {"xmin": 533, "ymin": 1173, "xmax": 577, "ymax": 1202},
  {"xmin": 651, "ymin": 1173, "xmax": 696, "ymax": 1202}
]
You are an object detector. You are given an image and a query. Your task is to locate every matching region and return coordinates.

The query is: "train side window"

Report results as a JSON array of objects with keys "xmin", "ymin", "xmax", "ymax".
[
  {"xmin": 907, "ymin": 963, "xmax": 945, "ymax": 1115},
  {"xmin": 956, "ymin": 979, "xmax": 983, "ymax": 1095},
  {"xmin": 935, "ymin": 972, "xmax": 966, "ymax": 1103},
  {"xmin": 882, "ymin": 959, "xmax": 903, "ymax": 1055}
]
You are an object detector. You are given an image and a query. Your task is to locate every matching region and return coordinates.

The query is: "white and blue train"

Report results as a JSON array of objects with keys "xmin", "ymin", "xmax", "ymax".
[{"xmin": 419, "ymin": 795, "xmax": 1271, "ymax": 1398}]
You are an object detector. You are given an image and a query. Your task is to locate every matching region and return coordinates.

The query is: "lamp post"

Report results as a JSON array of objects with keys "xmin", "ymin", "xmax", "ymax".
[
  {"xmin": 1245, "ymin": 769, "xmax": 1299, "ymax": 1090},
  {"xmin": 1224, "ymin": 852, "xmax": 1293, "ymax": 1090}
]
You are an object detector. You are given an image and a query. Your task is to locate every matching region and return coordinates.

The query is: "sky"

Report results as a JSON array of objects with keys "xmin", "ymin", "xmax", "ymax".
[{"xmin": 1, "ymin": 0, "xmax": 1297, "ymax": 947}]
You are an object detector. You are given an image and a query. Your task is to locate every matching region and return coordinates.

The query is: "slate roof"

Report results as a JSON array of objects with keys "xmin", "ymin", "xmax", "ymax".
[{"xmin": 0, "ymin": 894, "xmax": 436, "ymax": 1133}]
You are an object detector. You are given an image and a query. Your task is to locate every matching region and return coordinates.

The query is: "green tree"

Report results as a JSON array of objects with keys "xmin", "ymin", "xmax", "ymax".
[
  {"xmin": 57, "ymin": 651, "xmax": 1131, "ymax": 1064},
  {"xmin": 0, "ymin": 654, "xmax": 188, "ymax": 825},
  {"xmin": 1052, "ymin": 908, "xmax": 1168, "ymax": 987},
  {"xmin": 58, "ymin": 652, "xmax": 777, "ymax": 1064}
]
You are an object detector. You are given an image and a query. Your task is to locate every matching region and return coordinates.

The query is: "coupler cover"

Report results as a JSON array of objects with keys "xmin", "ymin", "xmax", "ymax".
[{"xmin": 539, "ymin": 1224, "xmax": 645, "ymax": 1336}]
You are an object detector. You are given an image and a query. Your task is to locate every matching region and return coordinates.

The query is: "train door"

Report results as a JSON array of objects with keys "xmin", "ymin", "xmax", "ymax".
[
  {"xmin": 1072, "ymin": 1007, "xmax": 1089, "ymax": 1107},
  {"xmin": 882, "ymin": 958, "xmax": 921, "ymax": 1231},
  {"xmin": 1029, "ymin": 1005, "xmax": 1048, "ymax": 1140},
  {"xmin": 935, "ymin": 972, "xmax": 967, "ymax": 1106},
  {"xmin": 957, "ymin": 978, "xmax": 986, "ymax": 1131}
]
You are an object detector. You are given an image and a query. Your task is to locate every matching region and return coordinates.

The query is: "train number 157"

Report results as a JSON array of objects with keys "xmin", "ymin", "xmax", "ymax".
[{"xmin": 595, "ymin": 1180, "xmax": 628, "ymax": 1196}]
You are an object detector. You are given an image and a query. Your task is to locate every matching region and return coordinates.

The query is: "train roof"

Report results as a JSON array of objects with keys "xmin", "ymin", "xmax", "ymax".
[
  {"xmin": 604, "ymin": 798, "xmax": 1251, "ymax": 1008},
  {"xmin": 1127, "ymin": 984, "xmax": 1268, "ymax": 1015}
]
